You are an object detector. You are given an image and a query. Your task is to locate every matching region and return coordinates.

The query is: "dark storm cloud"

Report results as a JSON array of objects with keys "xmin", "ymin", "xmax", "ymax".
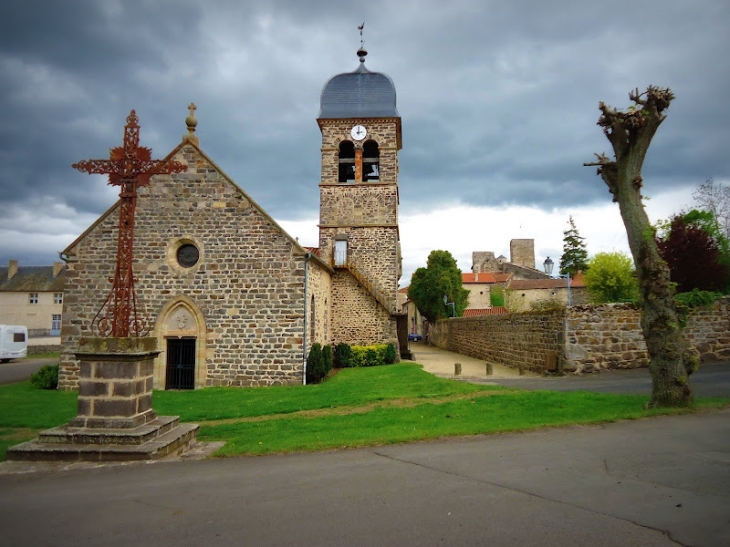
[{"xmin": 1, "ymin": 0, "xmax": 729, "ymax": 265}]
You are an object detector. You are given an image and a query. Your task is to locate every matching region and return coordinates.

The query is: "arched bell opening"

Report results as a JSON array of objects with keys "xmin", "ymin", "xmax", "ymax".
[
  {"xmin": 338, "ymin": 141, "xmax": 355, "ymax": 183},
  {"xmin": 363, "ymin": 140, "xmax": 380, "ymax": 182}
]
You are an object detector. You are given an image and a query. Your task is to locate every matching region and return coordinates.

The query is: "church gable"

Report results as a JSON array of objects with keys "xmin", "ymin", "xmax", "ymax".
[{"xmin": 59, "ymin": 141, "xmax": 312, "ymax": 390}]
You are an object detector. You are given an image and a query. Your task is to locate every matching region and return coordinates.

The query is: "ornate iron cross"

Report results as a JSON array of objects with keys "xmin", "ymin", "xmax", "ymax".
[{"xmin": 73, "ymin": 110, "xmax": 188, "ymax": 337}]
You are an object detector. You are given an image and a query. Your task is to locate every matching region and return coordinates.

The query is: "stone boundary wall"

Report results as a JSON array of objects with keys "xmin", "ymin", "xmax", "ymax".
[
  {"xmin": 430, "ymin": 298, "xmax": 730, "ymax": 374},
  {"xmin": 429, "ymin": 311, "xmax": 564, "ymax": 374},
  {"xmin": 28, "ymin": 344, "xmax": 63, "ymax": 355}
]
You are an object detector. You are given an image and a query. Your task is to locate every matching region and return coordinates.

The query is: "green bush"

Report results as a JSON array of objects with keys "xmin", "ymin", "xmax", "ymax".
[
  {"xmin": 675, "ymin": 289, "xmax": 721, "ymax": 308},
  {"xmin": 30, "ymin": 364, "xmax": 59, "ymax": 390},
  {"xmin": 349, "ymin": 344, "xmax": 394, "ymax": 367},
  {"xmin": 675, "ymin": 289, "xmax": 722, "ymax": 328},
  {"xmin": 384, "ymin": 343, "xmax": 397, "ymax": 364},
  {"xmin": 322, "ymin": 345, "xmax": 333, "ymax": 377},
  {"xmin": 490, "ymin": 285, "xmax": 505, "ymax": 307},
  {"xmin": 334, "ymin": 343, "xmax": 352, "ymax": 368},
  {"xmin": 306, "ymin": 343, "xmax": 325, "ymax": 384}
]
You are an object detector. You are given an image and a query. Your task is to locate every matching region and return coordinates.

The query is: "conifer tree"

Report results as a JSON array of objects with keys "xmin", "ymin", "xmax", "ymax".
[{"xmin": 559, "ymin": 216, "xmax": 588, "ymax": 276}]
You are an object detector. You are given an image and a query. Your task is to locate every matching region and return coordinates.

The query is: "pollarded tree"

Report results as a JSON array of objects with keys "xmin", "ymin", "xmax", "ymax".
[
  {"xmin": 560, "ymin": 216, "xmax": 589, "ymax": 277},
  {"xmin": 408, "ymin": 250, "xmax": 469, "ymax": 323},
  {"xmin": 584, "ymin": 86, "xmax": 696, "ymax": 408}
]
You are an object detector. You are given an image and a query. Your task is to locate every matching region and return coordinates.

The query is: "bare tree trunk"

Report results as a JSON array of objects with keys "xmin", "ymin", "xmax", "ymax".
[{"xmin": 585, "ymin": 87, "xmax": 696, "ymax": 407}]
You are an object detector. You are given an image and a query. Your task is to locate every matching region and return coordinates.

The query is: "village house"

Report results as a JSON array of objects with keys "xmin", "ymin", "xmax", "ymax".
[
  {"xmin": 505, "ymin": 273, "xmax": 588, "ymax": 312},
  {"xmin": 58, "ymin": 47, "xmax": 405, "ymax": 391},
  {"xmin": 0, "ymin": 260, "xmax": 66, "ymax": 337}
]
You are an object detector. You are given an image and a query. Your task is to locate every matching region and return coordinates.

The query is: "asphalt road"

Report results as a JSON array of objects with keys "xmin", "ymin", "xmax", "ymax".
[
  {"xmin": 477, "ymin": 361, "xmax": 730, "ymax": 398},
  {"xmin": 0, "ymin": 356, "xmax": 57, "ymax": 385},
  {"xmin": 1, "ymin": 410, "xmax": 728, "ymax": 546}
]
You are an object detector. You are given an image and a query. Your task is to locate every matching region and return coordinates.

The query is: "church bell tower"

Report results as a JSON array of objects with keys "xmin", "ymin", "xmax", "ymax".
[{"xmin": 317, "ymin": 44, "xmax": 403, "ymax": 347}]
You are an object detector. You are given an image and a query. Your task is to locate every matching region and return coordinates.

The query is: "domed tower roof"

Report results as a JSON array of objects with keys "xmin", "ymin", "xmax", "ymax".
[{"xmin": 318, "ymin": 48, "xmax": 400, "ymax": 119}]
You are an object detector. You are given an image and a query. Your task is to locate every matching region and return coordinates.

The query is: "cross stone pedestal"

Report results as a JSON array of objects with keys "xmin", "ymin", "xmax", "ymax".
[{"xmin": 7, "ymin": 337, "xmax": 198, "ymax": 462}]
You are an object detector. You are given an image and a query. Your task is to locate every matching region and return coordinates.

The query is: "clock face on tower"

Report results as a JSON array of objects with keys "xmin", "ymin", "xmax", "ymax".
[{"xmin": 350, "ymin": 125, "xmax": 367, "ymax": 141}]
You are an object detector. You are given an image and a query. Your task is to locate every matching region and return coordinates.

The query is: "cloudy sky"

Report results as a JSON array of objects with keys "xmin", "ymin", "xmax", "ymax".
[{"xmin": 1, "ymin": 0, "xmax": 727, "ymax": 285}]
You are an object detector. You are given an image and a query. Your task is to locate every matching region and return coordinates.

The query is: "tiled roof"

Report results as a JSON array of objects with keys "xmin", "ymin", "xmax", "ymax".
[
  {"xmin": 488, "ymin": 272, "xmax": 512, "ymax": 283},
  {"xmin": 462, "ymin": 272, "xmax": 497, "ymax": 283},
  {"xmin": 398, "ymin": 286, "xmax": 409, "ymax": 293},
  {"xmin": 463, "ymin": 307, "xmax": 509, "ymax": 317},
  {"xmin": 508, "ymin": 275, "xmax": 585, "ymax": 290},
  {"xmin": 0, "ymin": 266, "xmax": 66, "ymax": 292},
  {"xmin": 303, "ymin": 247, "xmax": 321, "ymax": 257},
  {"xmin": 572, "ymin": 272, "xmax": 586, "ymax": 287}
]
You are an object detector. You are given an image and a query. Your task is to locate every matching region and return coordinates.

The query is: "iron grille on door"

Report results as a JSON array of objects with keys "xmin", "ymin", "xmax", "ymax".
[{"xmin": 166, "ymin": 338, "xmax": 196, "ymax": 390}]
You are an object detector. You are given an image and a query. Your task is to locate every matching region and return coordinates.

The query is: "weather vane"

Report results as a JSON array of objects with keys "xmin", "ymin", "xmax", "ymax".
[{"xmin": 358, "ymin": 22, "xmax": 365, "ymax": 49}]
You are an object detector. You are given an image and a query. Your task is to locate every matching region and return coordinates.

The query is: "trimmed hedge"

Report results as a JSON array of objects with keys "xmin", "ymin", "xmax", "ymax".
[
  {"xmin": 349, "ymin": 343, "xmax": 397, "ymax": 367},
  {"xmin": 306, "ymin": 343, "xmax": 324, "ymax": 384},
  {"xmin": 334, "ymin": 343, "xmax": 352, "ymax": 368}
]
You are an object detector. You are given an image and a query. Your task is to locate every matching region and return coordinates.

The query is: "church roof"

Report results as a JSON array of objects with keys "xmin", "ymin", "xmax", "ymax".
[{"xmin": 318, "ymin": 49, "xmax": 399, "ymax": 119}]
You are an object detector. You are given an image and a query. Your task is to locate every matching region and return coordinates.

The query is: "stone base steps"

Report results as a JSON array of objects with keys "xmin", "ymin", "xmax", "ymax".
[{"xmin": 6, "ymin": 417, "xmax": 199, "ymax": 462}]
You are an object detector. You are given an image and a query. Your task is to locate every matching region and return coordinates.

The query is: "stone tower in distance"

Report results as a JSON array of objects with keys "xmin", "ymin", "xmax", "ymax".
[{"xmin": 317, "ymin": 45, "xmax": 403, "ymax": 348}]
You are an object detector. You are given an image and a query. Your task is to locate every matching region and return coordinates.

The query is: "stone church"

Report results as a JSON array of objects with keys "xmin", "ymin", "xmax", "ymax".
[{"xmin": 58, "ymin": 47, "xmax": 405, "ymax": 391}]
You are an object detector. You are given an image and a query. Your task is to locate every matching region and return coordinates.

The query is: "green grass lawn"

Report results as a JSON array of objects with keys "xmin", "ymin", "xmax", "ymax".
[
  {"xmin": 1, "ymin": 363, "xmax": 727, "ymax": 461},
  {"xmin": 25, "ymin": 351, "xmax": 61, "ymax": 359}
]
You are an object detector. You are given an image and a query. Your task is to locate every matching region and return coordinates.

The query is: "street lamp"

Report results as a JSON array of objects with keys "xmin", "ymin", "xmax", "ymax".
[
  {"xmin": 443, "ymin": 294, "xmax": 456, "ymax": 317},
  {"xmin": 543, "ymin": 257, "xmax": 572, "ymax": 306}
]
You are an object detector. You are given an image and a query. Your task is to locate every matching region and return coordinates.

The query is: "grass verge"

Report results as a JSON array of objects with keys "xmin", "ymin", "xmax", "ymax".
[{"xmin": 0, "ymin": 363, "xmax": 727, "ymax": 461}]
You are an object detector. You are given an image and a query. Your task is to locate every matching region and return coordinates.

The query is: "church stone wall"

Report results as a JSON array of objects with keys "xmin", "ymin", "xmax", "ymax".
[
  {"xmin": 306, "ymin": 259, "xmax": 332, "ymax": 348},
  {"xmin": 330, "ymin": 271, "xmax": 398, "ymax": 345},
  {"xmin": 319, "ymin": 184, "xmax": 398, "ymax": 229},
  {"xmin": 317, "ymin": 117, "xmax": 401, "ymax": 349},
  {"xmin": 59, "ymin": 144, "xmax": 308, "ymax": 390},
  {"xmin": 319, "ymin": 119, "xmax": 399, "ymax": 184}
]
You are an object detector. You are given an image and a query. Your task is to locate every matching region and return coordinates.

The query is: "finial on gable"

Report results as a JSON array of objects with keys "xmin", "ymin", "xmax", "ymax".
[{"xmin": 183, "ymin": 102, "xmax": 199, "ymax": 146}]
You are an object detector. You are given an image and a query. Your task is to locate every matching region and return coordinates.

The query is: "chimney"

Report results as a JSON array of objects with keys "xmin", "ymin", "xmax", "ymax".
[
  {"xmin": 53, "ymin": 262, "xmax": 64, "ymax": 278},
  {"xmin": 8, "ymin": 260, "xmax": 18, "ymax": 280}
]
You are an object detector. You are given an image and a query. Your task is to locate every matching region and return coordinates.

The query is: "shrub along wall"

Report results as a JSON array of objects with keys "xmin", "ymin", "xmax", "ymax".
[{"xmin": 429, "ymin": 297, "xmax": 730, "ymax": 374}]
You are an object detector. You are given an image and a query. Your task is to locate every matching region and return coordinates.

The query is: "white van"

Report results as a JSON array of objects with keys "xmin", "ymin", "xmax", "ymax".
[{"xmin": 0, "ymin": 325, "xmax": 28, "ymax": 362}]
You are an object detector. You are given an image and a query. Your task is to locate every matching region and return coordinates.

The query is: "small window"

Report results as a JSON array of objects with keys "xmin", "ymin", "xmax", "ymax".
[
  {"xmin": 338, "ymin": 141, "xmax": 355, "ymax": 183},
  {"xmin": 177, "ymin": 244, "xmax": 200, "ymax": 268},
  {"xmin": 310, "ymin": 295, "xmax": 315, "ymax": 341},
  {"xmin": 52, "ymin": 314, "xmax": 62, "ymax": 331},
  {"xmin": 334, "ymin": 239, "xmax": 348, "ymax": 266},
  {"xmin": 54, "ymin": 292, "xmax": 63, "ymax": 304},
  {"xmin": 13, "ymin": 332, "xmax": 25, "ymax": 342},
  {"xmin": 29, "ymin": 293, "xmax": 38, "ymax": 304}
]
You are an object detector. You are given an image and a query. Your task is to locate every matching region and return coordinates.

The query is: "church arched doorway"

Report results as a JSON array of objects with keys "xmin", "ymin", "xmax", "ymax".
[{"xmin": 153, "ymin": 296, "xmax": 207, "ymax": 389}]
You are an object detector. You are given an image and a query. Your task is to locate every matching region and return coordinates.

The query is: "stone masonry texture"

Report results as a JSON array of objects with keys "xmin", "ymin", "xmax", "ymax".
[
  {"xmin": 430, "ymin": 298, "xmax": 730, "ymax": 374},
  {"xmin": 318, "ymin": 118, "xmax": 401, "ymax": 348},
  {"xmin": 60, "ymin": 144, "xmax": 313, "ymax": 390}
]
